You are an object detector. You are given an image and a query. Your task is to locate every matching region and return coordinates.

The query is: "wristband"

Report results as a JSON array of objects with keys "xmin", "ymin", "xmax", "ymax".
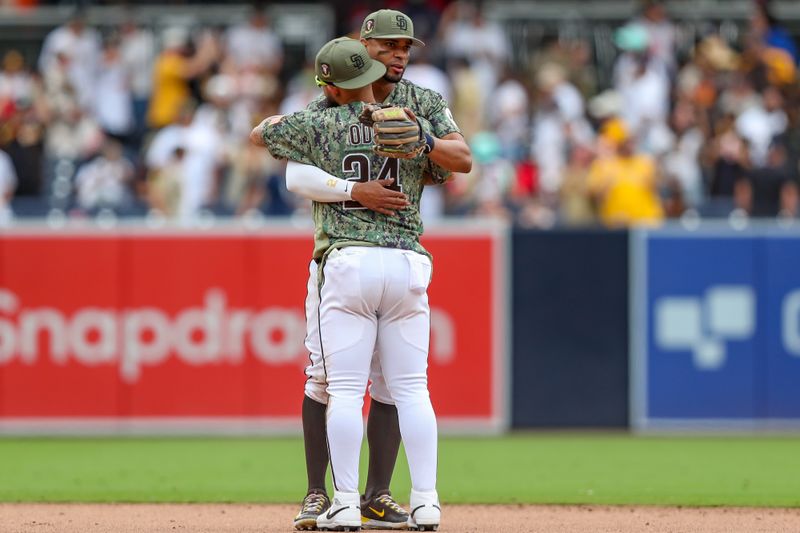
[{"xmin": 423, "ymin": 132, "xmax": 435, "ymax": 155}]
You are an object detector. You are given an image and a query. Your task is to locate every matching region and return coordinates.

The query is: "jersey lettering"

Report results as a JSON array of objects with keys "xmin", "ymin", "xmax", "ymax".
[
  {"xmin": 348, "ymin": 123, "xmax": 373, "ymax": 146},
  {"xmin": 342, "ymin": 155, "xmax": 401, "ymax": 210}
]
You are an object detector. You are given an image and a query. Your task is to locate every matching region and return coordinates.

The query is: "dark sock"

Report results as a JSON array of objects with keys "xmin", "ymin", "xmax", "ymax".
[
  {"xmin": 364, "ymin": 399, "xmax": 401, "ymax": 501},
  {"xmin": 302, "ymin": 395, "xmax": 329, "ymax": 495}
]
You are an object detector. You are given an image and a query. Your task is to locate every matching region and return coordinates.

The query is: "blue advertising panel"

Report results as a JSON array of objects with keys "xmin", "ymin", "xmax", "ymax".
[
  {"xmin": 762, "ymin": 236, "xmax": 800, "ymax": 418},
  {"xmin": 644, "ymin": 235, "xmax": 759, "ymax": 421},
  {"xmin": 632, "ymin": 227, "xmax": 800, "ymax": 430}
]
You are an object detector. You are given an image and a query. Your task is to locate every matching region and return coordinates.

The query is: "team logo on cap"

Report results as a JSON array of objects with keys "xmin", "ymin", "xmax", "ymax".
[
  {"xmin": 365, "ymin": 19, "xmax": 375, "ymax": 33},
  {"xmin": 350, "ymin": 54, "xmax": 365, "ymax": 69},
  {"xmin": 395, "ymin": 15, "xmax": 408, "ymax": 30},
  {"xmin": 320, "ymin": 63, "xmax": 331, "ymax": 78}
]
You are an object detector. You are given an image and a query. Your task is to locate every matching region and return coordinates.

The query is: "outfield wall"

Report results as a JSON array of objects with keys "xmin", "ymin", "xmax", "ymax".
[{"xmin": 3, "ymin": 221, "xmax": 800, "ymax": 434}]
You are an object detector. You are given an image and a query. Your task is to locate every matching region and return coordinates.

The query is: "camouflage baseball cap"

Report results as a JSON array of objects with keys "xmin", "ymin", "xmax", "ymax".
[
  {"xmin": 361, "ymin": 9, "xmax": 425, "ymax": 47},
  {"xmin": 315, "ymin": 37, "xmax": 387, "ymax": 90}
]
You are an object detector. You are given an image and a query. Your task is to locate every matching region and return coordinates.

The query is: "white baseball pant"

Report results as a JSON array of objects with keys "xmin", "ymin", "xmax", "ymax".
[
  {"xmin": 303, "ymin": 260, "xmax": 393, "ymax": 405},
  {"xmin": 317, "ymin": 246, "xmax": 438, "ymax": 494}
]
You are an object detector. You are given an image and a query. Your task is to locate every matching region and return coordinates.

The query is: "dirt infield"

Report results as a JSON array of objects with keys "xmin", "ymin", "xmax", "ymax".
[{"xmin": 2, "ymin": 503, "xmax": 799, "ymax": 532}]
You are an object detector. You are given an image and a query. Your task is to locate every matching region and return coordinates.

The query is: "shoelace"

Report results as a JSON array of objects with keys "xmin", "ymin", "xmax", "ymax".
[
  {"xmin": 376, "ymin": 494, "xmax": 406, "ymax": 514},
  {"xmin": 302, "ymin": 493, "xmax": 328, "ymax": 514}
]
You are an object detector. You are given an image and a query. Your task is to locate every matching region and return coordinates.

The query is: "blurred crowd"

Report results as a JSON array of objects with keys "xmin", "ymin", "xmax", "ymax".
[{"xmin": 1, "ymin": 0, "xmax": 800, "ymax": 227}]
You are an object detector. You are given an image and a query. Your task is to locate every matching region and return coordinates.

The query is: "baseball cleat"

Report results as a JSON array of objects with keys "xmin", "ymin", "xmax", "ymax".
[
  {"xmin": 316, "ymin": 490, "xmax": 362, "ymax": 531},
  {"xmin": 407, "ymin": 489, "xmax": 440, "ymax": 532},
  {"xmin": 294, "ymin": 491, "xmax": 331, "ymax": 530},
  {"xmin": 361, "ymin": 492, "xmax": 410, "ymax": 530}
]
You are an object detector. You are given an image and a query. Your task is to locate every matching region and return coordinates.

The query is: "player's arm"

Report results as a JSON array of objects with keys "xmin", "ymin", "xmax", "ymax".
[
  {"xmin": 403, "ymin": 108, "xmax": 471, "ymax": 173},
  {"xmin": 249, "ymin": 115, "xmax": 284, "ymax": 147},
  {"xmin": 286, "ymin": 162, "xmax": 409, "ymax": 216},
  {"xmin": 411, "ymin": 92, "xmax": 472, "ymax": 173},
  {"xmin": 426, "ymin": 131, "xmax": 472, "ymax": 174}
]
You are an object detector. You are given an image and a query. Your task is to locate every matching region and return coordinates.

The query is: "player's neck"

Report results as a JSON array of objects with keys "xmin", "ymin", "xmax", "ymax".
[{"xmin": 372, "ymin": 80, "xmax": 396, "ymax": 103}]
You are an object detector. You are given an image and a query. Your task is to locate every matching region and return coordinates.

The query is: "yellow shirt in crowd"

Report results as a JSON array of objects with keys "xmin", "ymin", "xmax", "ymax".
[
  {"xmin": 586, "ymin": 154, "xmax": 664, "ymax": 227},
  {"xmin": 147, "ymin": 53, "xmax": 189, "ymax": 129}
]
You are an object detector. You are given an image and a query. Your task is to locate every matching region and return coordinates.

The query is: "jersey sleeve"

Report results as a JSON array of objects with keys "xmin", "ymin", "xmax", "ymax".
[
  {"xmin": 425, "ymin": 159, "xmax": 452, "ymax": 184},
  {"xmin": 420, "ymin": 90, "xmax": 461, "ymax": 139},
  {"xmin": 261, "ymin": 111, "xmax": 316, "ymax": 165}
]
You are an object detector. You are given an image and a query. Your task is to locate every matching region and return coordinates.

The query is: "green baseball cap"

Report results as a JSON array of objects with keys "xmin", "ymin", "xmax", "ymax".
[
  {"xmin": 361, "ymin": 9, "xmax": 425, "ymax": 47},
  {"xmin": 315, "ymin": 37, "xmax": 387, "ymax": 90}
]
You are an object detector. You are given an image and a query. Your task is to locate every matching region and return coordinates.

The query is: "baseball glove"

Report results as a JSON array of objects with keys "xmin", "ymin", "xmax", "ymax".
[{"xmin": 360, "ymin": 104, "xmax": 426, "ymax": 159}]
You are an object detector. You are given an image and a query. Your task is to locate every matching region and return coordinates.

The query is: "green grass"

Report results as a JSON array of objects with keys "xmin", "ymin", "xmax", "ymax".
[{"xmin": 0, "ymin": 434, "xmax": 799, "ymax": 506}]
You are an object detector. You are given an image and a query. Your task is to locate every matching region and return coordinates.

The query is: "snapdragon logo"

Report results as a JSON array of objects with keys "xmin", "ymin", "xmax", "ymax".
[
  {"xmin": 654, "ymin": 285, "xmax": 755, "ymax": 370},
  {"xmin": 0, "ymin": 288, "xmax": 456, "ymax": 382}
]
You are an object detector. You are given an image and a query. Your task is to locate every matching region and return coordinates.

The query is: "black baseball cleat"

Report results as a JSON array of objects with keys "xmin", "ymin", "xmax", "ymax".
[
  {"xmin": 294, "ymin": 491, "xmax": 331, "ymax": 531},
  {"xmin": 361, "ymin": 493, "xmax": 410, "ymax": 530}
]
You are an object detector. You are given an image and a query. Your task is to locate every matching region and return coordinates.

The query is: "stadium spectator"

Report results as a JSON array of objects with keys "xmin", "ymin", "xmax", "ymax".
[
  {"xmin": 531, "ymin": 63, "xmax": 590, "ymax": 199},
  {"xmin": 147, "ymin": 146, "xmax": 185, "ymax": 217},
  {"xmin": 735, "ymin": 84, "xmax": 787, "ymax": 167},
  {"xmin": 74, "ymin": 139, "xmax": 135, "ymax": 212},
  {"xmin": 146, "ymin": 27, "xmax": 219, "ymax": 130},
  {"xmin": 469, "ymin": 131, "xmax": 515, "ymax": 220},
  {"xmin": 442, "ymin": 2, "xmax": 508, "ymax": 97},
  {"xmin": 586, "ymin": 118, "xmax": 665, "ymax": 227},
  {"xmin": 224, "ymin": 4, "xmax": 283, "ymax": 75},
  {"xmin": 447, "ymin": 57, "xmax": 484, "ymax": 140},
  {"xmin": 93, "ymin": 36, "xmax": 134, "ymax": 142},
  {"xmin": 404, "ymin": 48, "xmax": 452, "ymax": 105},
  {"xmin": 661, "ymin": 99, "xmax": 706, "ymax": 207},
  {"xmin": 559, "ymin": 144, "xmax": 597, "ymax": 226},
  {"xmin": 37, "ymin": 8, "xmax": 101, "ymax": 112},
  {"xmin": 635, "ymin": 0, "xmax": 676, "ymax": 72},
  {"xmin": 489, "ymin": 67, "xmax": 530, "ymax": 162},
  {"xmin": 42, "ymin": 101, "xmax": 104, "ymax": 196},
  {"xmin": 145, "ymin": 101, "xmax": 224, "ymax": 219},
  {"xmin": 747, "ymin": 139, "xmax": 798, "ymax": 217},
  {"xmin": 119, "ymin": 15, "xmax": 155, "ymax": 140},
  {"xmin": 612, "ymin": 24, "xmax": 670, "ymax": 146},
  {"xmin": 0, "ymin": 50, "xmax": 36, "ymax": 119}
]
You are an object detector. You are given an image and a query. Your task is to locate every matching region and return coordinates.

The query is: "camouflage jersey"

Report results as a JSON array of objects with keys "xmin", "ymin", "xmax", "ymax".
[
  {"xmin": 307, "ymin": 79, "xmax": 462, "ymax": 150},
  {"xmin": 263, "ymin": 101, "xmax": 447, "ymax": 260}
]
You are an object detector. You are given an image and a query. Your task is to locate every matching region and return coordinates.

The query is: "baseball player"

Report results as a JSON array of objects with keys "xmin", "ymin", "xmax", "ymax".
[
  {"xmin": 289, "ymin": 10, "xmax": 471, "ymax": 531},
  {"xmin": 251, "ymin": 37, "xmax": 450, "ymax": 531}
]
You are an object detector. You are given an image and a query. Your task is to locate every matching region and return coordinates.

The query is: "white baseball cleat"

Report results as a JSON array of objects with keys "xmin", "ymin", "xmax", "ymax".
[
  {"xmin": 407, "ymin": 489, "xmax": 440, "ymax": 531},
  {"xmin": 316, "ymin": 490, "xmax": 362, "ymax": 531}
]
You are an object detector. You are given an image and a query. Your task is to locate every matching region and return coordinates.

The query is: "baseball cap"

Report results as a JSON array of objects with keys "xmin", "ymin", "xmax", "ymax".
[
  {"xmin": 361, "ymin": 9, "xmax": 425, "ymax": 47},
  {"xmin": 315, "ymin": 37, "xmax": 386, "ymax": 90}
]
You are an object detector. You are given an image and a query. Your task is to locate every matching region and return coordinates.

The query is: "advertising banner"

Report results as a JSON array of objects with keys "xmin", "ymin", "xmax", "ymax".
[
  {"xmin": 0, "ymin": 224, "xmax": 507, "ymax": 434},
  {"xmin": 631, "ymin": 227, "xmax": 800, "ymax": 430}
]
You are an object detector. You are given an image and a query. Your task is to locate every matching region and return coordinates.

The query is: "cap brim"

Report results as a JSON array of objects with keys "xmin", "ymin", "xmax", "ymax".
[
  {"xmin": 365, "ymin": 35, "xmax": 425, "ymax": 47},
  {"xmin": 335, "ymin": 58, "xmax": 387, "ymax": 89}
]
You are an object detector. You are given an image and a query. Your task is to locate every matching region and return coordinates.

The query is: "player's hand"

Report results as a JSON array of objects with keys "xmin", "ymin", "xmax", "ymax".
[
  {"xmin": 361, "ymin": 105, "xmax": 425, "ymax": 159},
  {"xmin": 351, "ymin": 179, "xmax": 410, "ymax": 216}
]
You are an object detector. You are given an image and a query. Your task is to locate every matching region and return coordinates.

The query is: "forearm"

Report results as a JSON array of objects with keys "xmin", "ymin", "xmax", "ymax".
[
  {"xmin": 285, "ymin": 161, "xmax": 353, "ymax": 202},
  {"xmin": 427, "ymin": 133, "xmax": 472, "ymax": 173}
]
